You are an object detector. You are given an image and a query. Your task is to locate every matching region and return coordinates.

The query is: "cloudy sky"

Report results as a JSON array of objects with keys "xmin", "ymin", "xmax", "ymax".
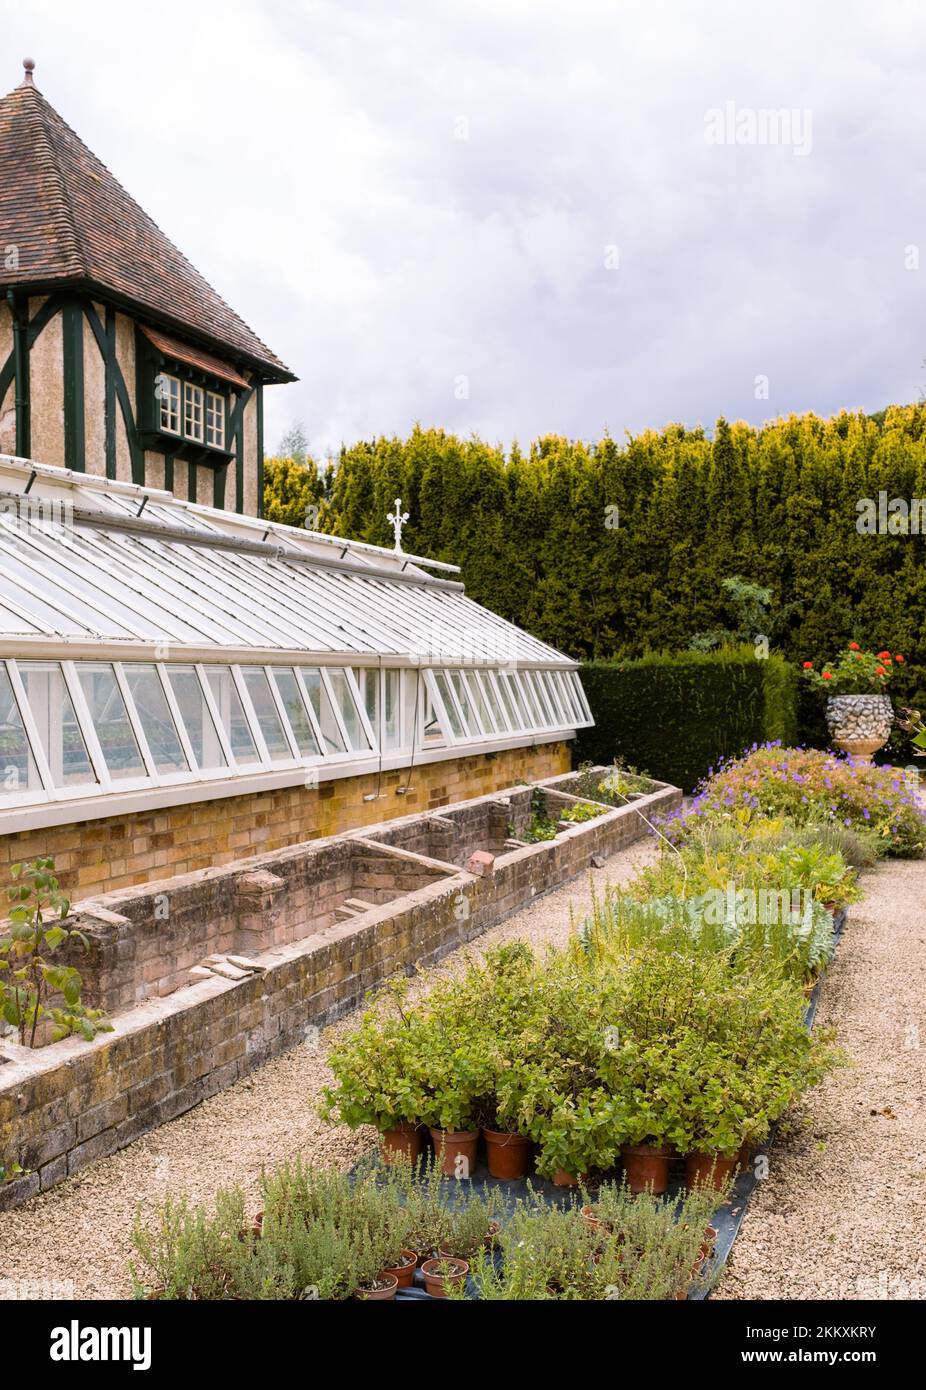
[{"xmin": 6, "ymin": 0, "xmax": 926, "ymax": 457}]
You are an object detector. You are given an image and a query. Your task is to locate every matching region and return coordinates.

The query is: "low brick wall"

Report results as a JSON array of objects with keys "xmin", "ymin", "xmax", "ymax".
[
  {"xmin": 58, "ymin": 839, "xmax": 456, "ymax": 1017},
  {"xmin": 0, "ymin": 773, "xmax": 680, "ymax": 1210}
]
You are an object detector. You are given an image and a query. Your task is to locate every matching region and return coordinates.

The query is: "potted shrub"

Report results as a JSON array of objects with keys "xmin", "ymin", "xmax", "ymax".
[
  {"xmin": 319, "ymin": 981, "xmax": 428, "ymax": 1163},
  {"xmin": 803, "ymin": 645, "xmax": 897, "ymax": 763}
]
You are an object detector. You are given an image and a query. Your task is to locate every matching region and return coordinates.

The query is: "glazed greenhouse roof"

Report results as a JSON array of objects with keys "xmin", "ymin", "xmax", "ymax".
[{"xmin": 0, "ymin": 455, "xmax": 591, "ymax": 830}]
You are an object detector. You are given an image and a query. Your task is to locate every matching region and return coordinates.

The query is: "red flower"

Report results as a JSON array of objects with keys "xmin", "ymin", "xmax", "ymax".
[
  {"xmin": 896, "ymin": 654, "xmax": 905, "ymax": 663},
  {"xmin": 848, "ymin": 641, "xmax": 860, "ymax": 651},
  {"xmin": 877, "ymin": 651, "xmax": 891, "ymax": 661},
  {"xmin": 822, "ymin": 671, "xmax": 833, "ymax": 680},
  {"xmin": 875, "ymin": 666, "xmax": 886, "ymax": 676},
  {"xmin": 803, "ymin": 661, "xmax": 813, "ymax": 669}
]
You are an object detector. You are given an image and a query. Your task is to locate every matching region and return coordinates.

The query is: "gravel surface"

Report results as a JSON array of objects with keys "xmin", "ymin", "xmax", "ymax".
[
  {"xmin": 716, "ymin": 856, "xmax": 926, "ymax": 1301},
  {"xmin": 0, "ymin": 840, "xmax": 655, "ymax": 1301}
]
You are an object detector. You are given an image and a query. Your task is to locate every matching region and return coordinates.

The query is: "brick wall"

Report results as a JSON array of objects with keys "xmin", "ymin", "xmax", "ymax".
[
  {"xmin": 0, "ymin": 743, "xmax": 570, "ymax": 898},
  {"xmin": 61, "ymin": 839, "xmax": 456, "ymax": 1017},
  {"xmin": 0, "ymin": 775, "xmax": 682, "ymax": 1208}
]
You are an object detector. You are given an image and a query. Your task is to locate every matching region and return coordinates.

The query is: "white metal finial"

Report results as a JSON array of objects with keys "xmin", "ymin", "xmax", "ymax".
[{"xmin": 388, "ymin": 497, "xmax": 409, "ymax": 553}]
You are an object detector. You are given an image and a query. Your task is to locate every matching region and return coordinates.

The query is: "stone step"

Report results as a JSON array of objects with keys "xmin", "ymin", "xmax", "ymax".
[{"xmin": 343, "ymin": 897, "xmax": 374, "ymax": 912}]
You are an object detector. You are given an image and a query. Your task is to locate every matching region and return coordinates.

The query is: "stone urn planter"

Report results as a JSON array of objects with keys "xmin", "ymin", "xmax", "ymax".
[{"xmin": 825, "ymin": 693, "xmax": 894, "ymax": 764}]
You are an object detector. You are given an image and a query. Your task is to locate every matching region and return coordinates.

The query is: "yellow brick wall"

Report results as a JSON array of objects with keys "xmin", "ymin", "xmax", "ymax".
[{"xmin": 0, "ymin": 744, "xmax": 571, "ymax": 897}]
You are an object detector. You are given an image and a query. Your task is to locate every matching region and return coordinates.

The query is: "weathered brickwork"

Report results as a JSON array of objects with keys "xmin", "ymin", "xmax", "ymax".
[
  {"xmin": 0, "ymin": 773, "xmax": 681, "ymax": 1209},
  {"xmin": 0, "ymin": 743, "xmax": 570, "ymax": 898}
]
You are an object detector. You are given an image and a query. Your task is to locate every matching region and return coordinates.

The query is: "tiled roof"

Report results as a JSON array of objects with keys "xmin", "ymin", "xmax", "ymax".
[
  {"xmin": 140, "ymin": 326, "xmax": 251, "ymax": 390},
  {"xmin": 0, "ymin": 71, "xmax": 294, "ymax": 381}
]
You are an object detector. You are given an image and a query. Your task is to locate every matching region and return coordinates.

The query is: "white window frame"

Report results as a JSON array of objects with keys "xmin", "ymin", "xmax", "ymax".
[
  {"xmin": 270, "ymin": 666, "xmax": 324, "ymax": 763},
  {"xmin": 0, "ymin": 661, "xmax": 53, "ymax": 807},
  {"xmin": 158, "ymin": 372, "xmax": 181, "ymax": 435},
  {"xmin": 184, "ymin": 382, "xmax": 205, "ymax": 443},
  {"xmin": 234, "ymin": 664, "xmax": 301, "ymax": 767},
  {"xmin": 205, "ymin": 391, "xmax": 226, "ymax": 450},
  {"xmin": 424, "ymin": 669, "xmax": 463, "ymax": 745},
  {"xmin": 121, "ymin": 662, "xmax": 194, "ymax": 785}
]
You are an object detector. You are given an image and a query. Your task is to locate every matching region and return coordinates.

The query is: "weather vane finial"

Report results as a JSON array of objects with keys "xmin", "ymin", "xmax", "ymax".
[
  {"xmin": 387, "ymin": 497, "xmax": 409, "ymax": 553},
  {"xmin": 20, "ymin": 58, "xmax": 36, "ymax": 88}
]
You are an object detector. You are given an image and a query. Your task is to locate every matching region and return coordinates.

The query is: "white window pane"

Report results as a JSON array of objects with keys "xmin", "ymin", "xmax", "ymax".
[
  {"xmin": 483, "ymin": 672, "xmax": 509, "ymax": 731},
  {"xmin": 240, "ymin": 668, "xmax": 292, "ymax": 760},
  {"xmin": 433, "ymin": 671, "xmax": 465, "ymax": 738},
  {"xmin": 206, "ymin": 392, "xmax": 225, "ymax": 449},
  {"xmin": 541, "ymin": 671, "xmax": 568, "ymax": 724},
  {"xmin": 123, "ymin": 665, "xmax": 188, "ymax": 774},
  {"xmin": 496, "ymin": 672, "xmax": 523, "ymax": 730},
  {"xmin": 0, "ymin": 666, "xmax": 41, "ymax": 795},
  {"xmin": 272, "ymin": 668, "xmax": 321, "ymax": 758},
  {"xmin": 448, "ymin": 670, "xmax": 479, "ymax": 735},
  {"xmin": 168, "ymin": 667, "xmax": 227, "ymax": 770},
  {"xmin": 514, "ymin": 672, "xmax": 543, "ymax": 726},
  {"xmin": 206, "ymin": 668, "xmax": 260, "ymax": 765},
  {"xmin": 383, "ymin": 669, "xmax": 400, "ymax": 749},
  {"xmin": 560, "ymin": 673, "xmax": 579, "ymax": 721},
  {"xmin": 184, "ymin": 383, "xmax": 204, "ymax": 442},
  {"xmin": 76, "ymin": 664, "xmax": 147, "ymax": 780},
  {"xmin": 19, "ymin": 662, "xmax": 97, "ymax": 788},
  {"xmin": 300, "ymin": 669, "xmax": 347, "ymax": 754},
  {"xmin": 326, "ymin": 669, "xmax": 369, "ymax": 751},
  {"xmin": 359, "ymin": 668, "xmax": 378, "ymax": 730},
  {"xmin": 465, "ymin": 671, "xmax": 498, "ymax": 733},
  {"xmin": 527, "ymin": 671, "xmax": 554, "ymax": 725},
  {"xmin": 157, "ymin": 373, "xmax": 181, "ymax": 433},
  {"xmin": 420, "ymin": 675, "xmax": 444, "ymax": 745}
]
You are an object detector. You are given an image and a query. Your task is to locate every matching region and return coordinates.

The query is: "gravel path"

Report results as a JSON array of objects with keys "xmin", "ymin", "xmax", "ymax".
[
  {"xmin": 0, "ymin": 840, "xmax": 656, "ymax": 1301},
  {"xmin": 716, "ymin": 856, "xmax": 926, "ymax": 1301}
]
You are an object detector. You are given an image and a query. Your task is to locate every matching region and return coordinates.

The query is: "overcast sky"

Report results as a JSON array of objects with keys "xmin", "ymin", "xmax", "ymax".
[{"xmin": 6, "ymin": 0, "xmax": 926, "ymax": 458}]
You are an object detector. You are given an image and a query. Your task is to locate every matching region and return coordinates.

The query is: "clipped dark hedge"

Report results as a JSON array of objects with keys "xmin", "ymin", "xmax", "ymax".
[{"xmin": 574, "ymin": 649, "xmax": 799, "ymax": 792}]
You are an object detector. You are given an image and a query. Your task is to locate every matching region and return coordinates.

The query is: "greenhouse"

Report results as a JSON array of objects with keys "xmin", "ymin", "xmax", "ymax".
[{"xmin": 0, "ymin": 453, "xmax": 591, "ymax": 832}]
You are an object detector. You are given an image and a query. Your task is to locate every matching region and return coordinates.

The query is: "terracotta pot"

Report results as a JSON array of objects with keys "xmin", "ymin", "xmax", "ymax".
[
  {"xmin": 429, "ymin": 1127, "xmax": 479, "ymax": 1178},
  {"xmin": 736, "ymin": 1143, "xmax": 753, "ymax": 1175},
  {"xmin": 421, "ymin": 1258, "xmax": 469, "ymax": 1298},
  {"xmin": 579, "ymin": 1204, "xmax": 610, "ymax": 1234},
  {"xmin": 685, "ymin": 1151, "xmax": 737, "ymax": 1192},
  {"xmin": 482, "ymin": 1127, "xmax": 532, "ymax": 1180},
  {"xmin": 699, "ymin": 1225, "xmax": 718, "ymax": 1265},
  {"xmin": 621, "ymin": 1143, "xmax": 672, "ymax": 1195},
  {"xmin": 355, "ymin": 1273, "xmax": 399, "ymax": 1301},
  {"xmin": 380, "ymin": 1250, "xmax": 417, "ymax": 1289},
  {"xmin": 551, "ymin": 1167, "xmax": 584, "ymax": 1187},
  {"xmin": 381, "ymin": 1123, "xmax": 422, "ymax": 1165}
]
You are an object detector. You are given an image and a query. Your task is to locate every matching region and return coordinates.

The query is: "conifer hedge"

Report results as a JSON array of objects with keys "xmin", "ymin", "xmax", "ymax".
[{"xmin": 573, "ymin": 650, "xmax": 800, "ymax": 791}]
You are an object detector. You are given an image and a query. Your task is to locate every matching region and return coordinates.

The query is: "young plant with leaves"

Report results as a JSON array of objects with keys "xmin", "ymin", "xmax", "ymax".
[{"xmin": 0, "ymin": 859, "xmax": 111, "ymax": 1047}]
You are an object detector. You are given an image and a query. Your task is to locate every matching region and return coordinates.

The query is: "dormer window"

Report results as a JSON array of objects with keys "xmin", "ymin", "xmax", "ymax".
[{"xmin": 140, "ymin": 326, "xmax": 246, "ymax": 463}]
